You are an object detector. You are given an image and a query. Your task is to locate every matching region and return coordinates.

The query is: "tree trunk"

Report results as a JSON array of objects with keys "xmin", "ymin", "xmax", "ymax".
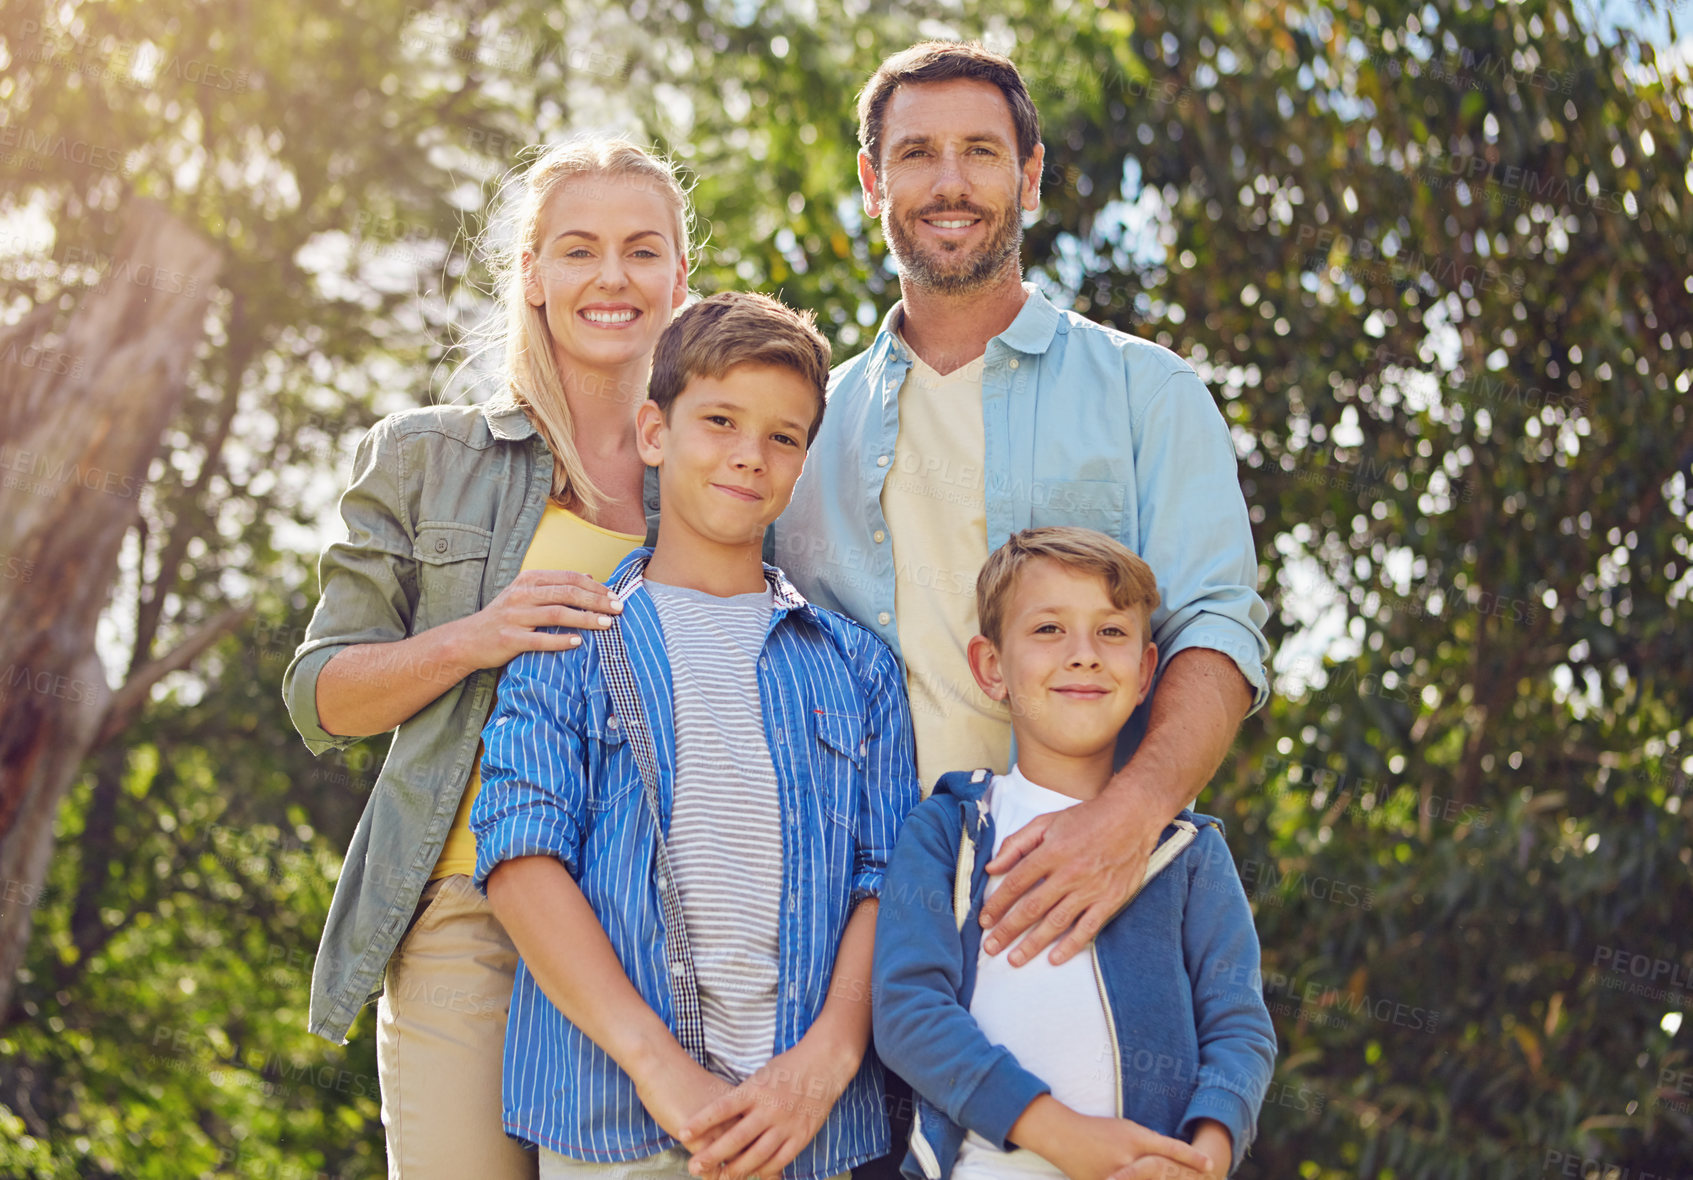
[{"xmin": 0, "ymin": 199, "xmax": 224, "ymax": 1019}]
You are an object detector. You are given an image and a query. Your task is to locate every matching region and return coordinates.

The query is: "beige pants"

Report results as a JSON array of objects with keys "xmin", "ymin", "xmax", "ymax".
[{"xmin": 377, "ymin": 873, "xmax": 537, "ymax": 1179}]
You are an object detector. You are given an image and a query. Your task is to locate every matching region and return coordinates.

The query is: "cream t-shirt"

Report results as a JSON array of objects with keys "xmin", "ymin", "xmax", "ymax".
[{"xmin": 880, "ymin": 338, "xmax": 1012, "ymax": 792}]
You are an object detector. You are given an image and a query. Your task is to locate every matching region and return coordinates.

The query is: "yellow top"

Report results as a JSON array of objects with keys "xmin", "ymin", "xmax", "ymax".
[
  {"xmin": 879, "ymin": 342, "xmax": 1012, "ymax": 793},
  {"xmin": 430, "ymin": 503, "xmax": 645, "ymax": 880}
]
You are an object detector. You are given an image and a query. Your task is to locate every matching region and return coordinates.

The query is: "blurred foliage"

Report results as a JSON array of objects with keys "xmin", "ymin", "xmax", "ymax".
[{"xmin": 1, "ymin": 0, "xmax": 1691, "ymax": 1175}]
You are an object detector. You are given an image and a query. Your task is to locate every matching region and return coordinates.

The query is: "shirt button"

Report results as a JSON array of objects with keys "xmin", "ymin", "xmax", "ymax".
[
  {"xmin": 759, "ymin": 657, "xmax": 769, "ymax": 670},
  {"xmin": 877, "ymin": 611, "xmax": 892, "ymax": 626},
  {"xmin": 876, "ymin": 455, "xmax": 889, "ymax": 467},
  {"xmin": 873, "ymin": 530, "xmax": 886, "ymax": 543},
  {"xmin": 656, "ymin": 874, "xmax": 668, "ymax": 890},
  {"xmin": 670, "ymin": 961, "xmax": 685, "ymax": 977},
  {"xmin": 608, "ymin": 714, "xmax": 620, "ymax": 729},
  {"xmin": 434, "ymin": 537, "xmax": 449, "ymax": 553},
  {"xmin": 1008, "ymin": 358, "xmax": 1020, "ymax": 370}
]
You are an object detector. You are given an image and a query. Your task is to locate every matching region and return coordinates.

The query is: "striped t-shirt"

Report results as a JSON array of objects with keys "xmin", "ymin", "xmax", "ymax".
[{"xmin": 646, "ymin": 578, "xmax": 784, "ymax": 1081}]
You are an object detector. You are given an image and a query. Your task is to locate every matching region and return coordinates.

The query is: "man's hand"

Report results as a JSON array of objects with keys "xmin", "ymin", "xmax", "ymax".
[
  {"xmin": 980, "ymin": 648, "xmax": 1252, "ymax": 967},
  {"xmin": 634, "ymin": 1058, "xmax": 736, "ymax": 1155},
  {"xmin": 978, "ymin": 790, "xmax": 1161, "ymax": 966},
  {"xmin": 679, "ymin": 1036, "xmax": 856, "ymax": 1180}
]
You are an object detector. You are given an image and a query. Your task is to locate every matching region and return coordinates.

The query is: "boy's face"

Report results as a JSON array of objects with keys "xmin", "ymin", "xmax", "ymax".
[
  {"xmin": 967, "ymin": 558, "xmax": 1157, "ymax": 760},
  {"xmin": 636, "ymin": 364, "xmax": 817, "ymax": 550}
]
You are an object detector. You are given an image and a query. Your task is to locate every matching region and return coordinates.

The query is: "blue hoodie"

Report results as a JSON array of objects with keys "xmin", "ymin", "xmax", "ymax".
[{"xmin": 872, "ymin": 769, "xmax": 1277, "ymax": 1178}]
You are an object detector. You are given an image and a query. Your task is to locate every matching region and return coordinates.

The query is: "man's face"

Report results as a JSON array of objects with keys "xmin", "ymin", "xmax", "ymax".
[
  {"xmin": 967, "ymin": 559, "xmax": 1157, "ymax": 761},
  {"xmin": 858, "ymin": 78, "xmax": 1044, "ymax": 295},
  {"xmin": 636, "ymin": 364, "xmax": 817, "ymax": 550}
]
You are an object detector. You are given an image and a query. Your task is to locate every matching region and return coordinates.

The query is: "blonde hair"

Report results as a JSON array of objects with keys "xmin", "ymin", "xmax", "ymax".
[
  {"xmin": 485, "ymin": 137, "xmax": 694, "ymax": 512},
  {"xmin": 647, "ymin": 291, "xmax": 831, "ymax": 443},
  {"xmin": 976, "ymin": 527, "xmax": 1161, "ymax": 646}
]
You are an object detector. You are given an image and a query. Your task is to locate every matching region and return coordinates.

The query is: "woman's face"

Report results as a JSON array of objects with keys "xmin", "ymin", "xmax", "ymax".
[{"xmin": 524, "ymin": 174, "xmax": 688, "ymax": 382}]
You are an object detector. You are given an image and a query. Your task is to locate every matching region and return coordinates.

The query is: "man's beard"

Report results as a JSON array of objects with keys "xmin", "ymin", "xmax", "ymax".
[{"xmin": 881, "ymin": 194, "xmax": 1023, "ymax": 295}]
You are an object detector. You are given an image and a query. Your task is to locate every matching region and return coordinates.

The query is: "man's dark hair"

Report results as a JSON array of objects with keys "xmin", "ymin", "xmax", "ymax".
[{"xmin": 857, "ymin": 40, "xmax": 1042, "ymax": 174}]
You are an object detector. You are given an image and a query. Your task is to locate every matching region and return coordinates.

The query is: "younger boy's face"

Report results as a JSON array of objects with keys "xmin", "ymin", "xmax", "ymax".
[
  {"xmin": 967, "ymin": 558, "xmax": 1158, "ymax": 760},
  {"xmin": 636, "ymin": 364, "xmax": 817, "ymax": 549}
]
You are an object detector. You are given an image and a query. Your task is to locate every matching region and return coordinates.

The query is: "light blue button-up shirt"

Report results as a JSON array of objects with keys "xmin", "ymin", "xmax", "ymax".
[
  {"xmin": 471, "ymin": 549, "xmax": 919, "ymax": 1175},
  {"xmin": 775, "ymin": 283, "xmax": 1270, "ymax": 756}
]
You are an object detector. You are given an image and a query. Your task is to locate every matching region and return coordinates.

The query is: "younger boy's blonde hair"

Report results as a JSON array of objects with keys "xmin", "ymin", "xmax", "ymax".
[
  {"xmin": 647, "ymin": 290, "xmax": 831, "ymax": 443},
  {"xmin": 976, "ymin": 527, "xmax": 1161, "ymax": 646}
]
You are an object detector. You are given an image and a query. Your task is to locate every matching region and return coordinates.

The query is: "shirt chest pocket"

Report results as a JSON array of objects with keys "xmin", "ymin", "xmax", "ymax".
[
  {"xmin": 583, "ymin": 697, "xmax": 643, "ymax": 813},
  {"xmin": 1028, "ymin": 479, "xmax": 1127, "ymax": 540},
  {"xmin": 810, "ymin": 709, "xmax": 867, "ymax": 828},
  {"xmin": 411, "ymin": 522, "xmax": 493, "ymax": 635}
]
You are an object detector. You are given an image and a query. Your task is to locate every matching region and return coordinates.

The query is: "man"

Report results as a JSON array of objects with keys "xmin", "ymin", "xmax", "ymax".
[{"xmin": 776, "ymin": 39, "xmax": 1269, "ymax": 984}]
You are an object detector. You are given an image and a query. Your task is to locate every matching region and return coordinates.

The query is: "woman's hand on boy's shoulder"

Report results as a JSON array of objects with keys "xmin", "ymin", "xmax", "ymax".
[{"xmin": 448, "ymin": 569, "xmax": 621, "ymax": 670}]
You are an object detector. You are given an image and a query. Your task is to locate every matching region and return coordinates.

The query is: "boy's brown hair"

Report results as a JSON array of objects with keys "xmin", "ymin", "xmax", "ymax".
[
  {"xmin": 647, "ymin": 290, "xmax": 831, "ymax": 443},
  {"xmin": 976, "ymin": 527, "xmax": 1161, "ymax": 646},
  {"xmin": 857, "ymin": 41, "xmax": 1042, "ymax": 174}
]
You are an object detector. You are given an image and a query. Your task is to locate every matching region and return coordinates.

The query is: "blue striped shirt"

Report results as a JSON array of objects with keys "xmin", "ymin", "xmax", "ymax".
[{"xmin": 472, "ymin": 548, "xmax": 920, "ymax": 1175}]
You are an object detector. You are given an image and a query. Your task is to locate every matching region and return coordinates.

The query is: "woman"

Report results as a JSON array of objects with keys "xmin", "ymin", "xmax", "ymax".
[{"xmin": 282, "ymin": 138, "xmax": 693, "ymax": 1176}]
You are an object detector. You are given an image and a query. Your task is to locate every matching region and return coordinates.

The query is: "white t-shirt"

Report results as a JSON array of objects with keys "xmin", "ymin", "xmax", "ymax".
[{"xmin": 952, "ymin": 767, "xmax": 1118, "ymax": 1180}]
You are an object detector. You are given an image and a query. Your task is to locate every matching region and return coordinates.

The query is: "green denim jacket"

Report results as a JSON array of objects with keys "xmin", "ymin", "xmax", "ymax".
[{"xmin": 282, "ymin": 399, "xmax": 659, "ymax": 1042}]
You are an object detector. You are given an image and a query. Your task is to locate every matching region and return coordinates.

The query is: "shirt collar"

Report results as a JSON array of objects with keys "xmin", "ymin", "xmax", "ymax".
[
  {"xmin": 868, "ymin": 281, "xmax": 1065, "ymax": 366},
  {"xmin": 481, "ymin": 396, "xmax": 540, "ymax": 441},
  {"xmin": 609, "ymin": 547, "xmax": 809, "ymax": 614}
]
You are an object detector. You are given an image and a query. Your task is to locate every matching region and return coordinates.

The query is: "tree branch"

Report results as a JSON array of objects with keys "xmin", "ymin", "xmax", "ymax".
[{"xmin": 97, "ymin": 605, "xmax": 252, "ymax": 746}]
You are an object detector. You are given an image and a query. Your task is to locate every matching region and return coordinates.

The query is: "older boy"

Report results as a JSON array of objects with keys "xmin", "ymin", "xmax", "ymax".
[
  {"xmin": 872, "ymin": 528, "xmax": 1276, "ymax": 1180},
  {"xmin": 473, "ymin": 292, "xmax": 920, "ymax": 1180}
]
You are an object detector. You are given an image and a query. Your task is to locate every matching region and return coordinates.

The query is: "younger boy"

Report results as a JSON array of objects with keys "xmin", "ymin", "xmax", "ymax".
[
  {"xmin": 872, "ymin": 528, "xmax": 1276, "ymax": 1180},
  {"xmin": 473, "ymin": 291, "xmax": 920, "ymax": 1180}
]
